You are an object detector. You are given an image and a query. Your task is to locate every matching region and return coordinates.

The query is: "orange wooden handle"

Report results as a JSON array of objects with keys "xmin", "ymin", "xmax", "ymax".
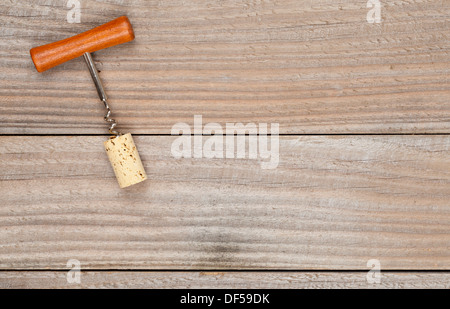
[{"xmin": 30, "ymin": 16, "xmax": 134, "ymax": 72}]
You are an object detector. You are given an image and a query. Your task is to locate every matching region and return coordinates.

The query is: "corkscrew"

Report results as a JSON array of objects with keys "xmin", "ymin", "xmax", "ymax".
[{"xmin": 29, "ymin": 16, "xmax": 147, "ymax": 188}]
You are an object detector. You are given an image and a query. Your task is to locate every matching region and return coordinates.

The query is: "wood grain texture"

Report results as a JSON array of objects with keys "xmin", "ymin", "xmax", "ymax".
[
  {"xmin": 0, "ymin": 135, "xmax": 448, "ymax": 270},
  {"xmin": 0, "ymin": 0, "xmax": 449, "ymax": 134},
  {"xmin": 0, "ymin": 271, "xmax": 448, "ymax": 289}
]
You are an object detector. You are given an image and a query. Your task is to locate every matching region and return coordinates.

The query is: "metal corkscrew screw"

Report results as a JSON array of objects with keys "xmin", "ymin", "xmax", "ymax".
[
  {"xmin": 30, "ymin": 16, "xmax": 147, "ymax": 188},
  {"xmin": 83, "ymin": 52, "xmax": 120, "ymax": 136}
]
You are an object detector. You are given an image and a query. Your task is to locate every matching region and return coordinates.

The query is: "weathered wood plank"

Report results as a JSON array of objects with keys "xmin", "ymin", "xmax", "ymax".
[
  {"xmin": 0, "ymin": 271, "xmax": 448, "ymax": 289},
  {"xmin": 0, "ymin": 0, "xmax": 449, "ymax": 134},
  {"xmin": 0, "ymin": 135, "xmax": 448, "ymax": 270}
]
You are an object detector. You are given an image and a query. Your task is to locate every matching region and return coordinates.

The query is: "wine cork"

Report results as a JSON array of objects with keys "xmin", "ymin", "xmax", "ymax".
[{"xmin": 104, "ymin": 133, "xmax": 147, "ymax": 188}]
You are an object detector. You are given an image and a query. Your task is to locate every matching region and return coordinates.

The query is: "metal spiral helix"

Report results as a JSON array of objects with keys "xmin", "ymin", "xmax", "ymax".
[
  {"xmin": 102, "ymin": 99, "xmax": 121, "ymax": 136},
  {"xmin": 84, "ymin": 52, "xmax": 121, "ymax": 137}
]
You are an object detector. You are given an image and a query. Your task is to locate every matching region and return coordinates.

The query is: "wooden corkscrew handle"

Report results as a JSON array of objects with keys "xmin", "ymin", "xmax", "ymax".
[{"xmin": 30, "ymin": 16, "xmax": 134, "ymax": 72}]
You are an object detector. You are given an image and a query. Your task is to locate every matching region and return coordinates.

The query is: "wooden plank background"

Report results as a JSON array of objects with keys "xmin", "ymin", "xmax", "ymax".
[
  {"xmin": 0, "ymin": 0, "xmax": 449, "ymax": 134},
  {"xmin": 0, "ymin": 0, "xmax": 449, "ymax": 288},
  {"xmin": 1, "ymin": 271, "xmax": 448, "ymax": 289},
  {"xmin": 0, "ymin": 135, "xmax": 448, "ymax": 270}
]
